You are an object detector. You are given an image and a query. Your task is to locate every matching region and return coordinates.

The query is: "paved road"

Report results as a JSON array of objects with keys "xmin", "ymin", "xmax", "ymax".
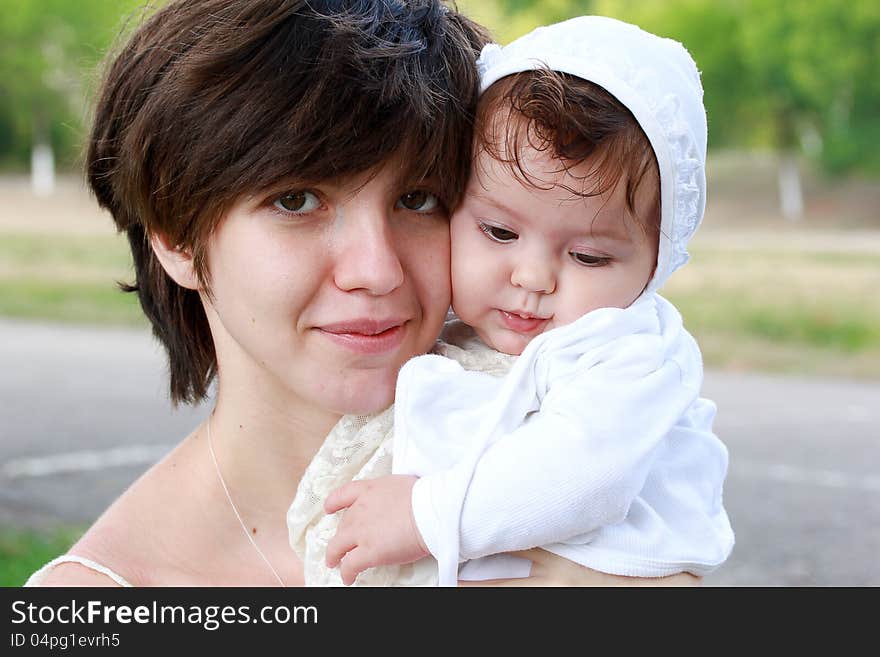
[{"xmin": 1, "ymin": 318, "xmax": 878, "ymax": 586}]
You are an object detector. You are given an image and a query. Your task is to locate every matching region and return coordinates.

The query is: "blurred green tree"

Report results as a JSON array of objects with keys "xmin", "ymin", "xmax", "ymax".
[
  {"xmin": 460, "ymin": 0, "xmax": 596, "ymax": 43},
  {"xmin": 0, "ymin": 0, "xmax": 148, "ymax": 170},
  {"xmin": 4, "ymin": 0, "xmax": 877, "ymax": 184},
  {"xmin": 468, "ymin": 0, "xmax": 880, "ymax": 181},
  {"xmin": 739, "ymin": 0, "xmax": 880, "ymax": 176}
]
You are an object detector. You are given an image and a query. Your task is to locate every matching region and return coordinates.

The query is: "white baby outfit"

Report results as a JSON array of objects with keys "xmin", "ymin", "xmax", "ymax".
[
  {"xmin": 397, "ymin": 296, "xmax": 732, "ymax": 585},
  {"xmin": 288, "ymin": 16, "xmax": 734, "ymax": 586}
]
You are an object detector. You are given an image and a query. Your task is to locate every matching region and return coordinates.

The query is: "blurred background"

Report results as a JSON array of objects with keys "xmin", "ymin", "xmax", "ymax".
[{"xmin": 1, "ymin": 0, "xmax": 877, "ymax": 586}]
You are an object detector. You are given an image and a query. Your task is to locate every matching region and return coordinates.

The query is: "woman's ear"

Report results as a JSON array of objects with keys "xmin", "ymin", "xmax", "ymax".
[{"xmin": 150, "ymin": 232, "xmax": 200, "ymax": 290}]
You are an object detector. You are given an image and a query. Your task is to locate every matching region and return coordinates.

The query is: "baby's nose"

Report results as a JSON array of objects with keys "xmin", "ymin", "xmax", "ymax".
[{"xmin": 510, "ymin": 257, "xmax": 556, "ymax": 294}]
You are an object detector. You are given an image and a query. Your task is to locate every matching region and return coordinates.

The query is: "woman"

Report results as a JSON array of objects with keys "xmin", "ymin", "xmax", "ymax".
[{"xmin": 29, "ymin": 0, "xmax": 695, "ymax": 586}]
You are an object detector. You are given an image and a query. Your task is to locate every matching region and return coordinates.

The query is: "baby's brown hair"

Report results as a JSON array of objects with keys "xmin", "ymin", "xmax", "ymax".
[{"xmin": 475, "ymin": 69, "xmax": 660, "ymax": 240}]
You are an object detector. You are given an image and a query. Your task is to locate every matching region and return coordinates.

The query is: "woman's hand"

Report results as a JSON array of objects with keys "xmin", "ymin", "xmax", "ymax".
[{"xmin": 459, "ymin": 548, "xmax": 701, "ymax": 587}]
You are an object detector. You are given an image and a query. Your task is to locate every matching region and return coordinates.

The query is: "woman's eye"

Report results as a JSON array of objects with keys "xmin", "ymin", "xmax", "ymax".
[
  {"xmin": 571, "ymin": 252, "xmax": 610, "ymax": 267},
  {"xmin": 273, "ymin": 191, "xmax": 321, "ymax": 214},
  {"xmin": 479, "ymin": 222, "xmax": 518, "ymax": 243},
  {"xmin": 397, "ymin": 190, "xmax": 440, "ymax": 213}
]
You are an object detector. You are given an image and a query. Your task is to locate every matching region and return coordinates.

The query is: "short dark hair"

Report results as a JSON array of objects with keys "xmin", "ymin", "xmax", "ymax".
[
  {"xmin": 87, "ymin": 0, "xmax": 489, "ymax": 405},
  {"xmin": 476, "ymin": 69, "xmax": 660, "ymax": 238}
]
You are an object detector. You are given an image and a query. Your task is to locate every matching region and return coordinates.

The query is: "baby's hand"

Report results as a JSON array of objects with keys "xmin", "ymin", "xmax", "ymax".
[{"xmin": 324, "ymin": 474, "xmax": 429, "ymax": 585}]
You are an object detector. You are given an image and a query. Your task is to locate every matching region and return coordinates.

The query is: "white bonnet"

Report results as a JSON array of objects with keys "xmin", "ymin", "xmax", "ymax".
[{"xmin": 477, "ymin": 15, "xmax": 707, "ymax": 292}]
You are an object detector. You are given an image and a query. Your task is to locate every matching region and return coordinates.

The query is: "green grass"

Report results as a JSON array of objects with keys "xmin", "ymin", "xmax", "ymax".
[
  {"xmin": 663, "ymin": 244, "xmax": 880, "ymax": 378},
  {"xmin": 1, "ymin": 227, "xmax": 879, "ymax": 379},
  {"xmin": 0, "ymin": 233, "xmax": 132, "ymax": 271},
  {"xmin": 0, "ymin": 526, "xmax": 85, "ymax": 587},
  {"xmin": 0, "ymin": 231, "xmax": 145, "ymax": 326},
  {"xmin": 0, "ymin": 278, "xmax": 143, "ymax": 325},
  {"xmin": 670, "ymin": 290, "xmax": 879, "ymax": 352}
]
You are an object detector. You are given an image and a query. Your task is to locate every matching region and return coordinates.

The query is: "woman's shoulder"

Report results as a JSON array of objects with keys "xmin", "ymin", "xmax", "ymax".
[
  {"xmin": 29, "ymin": 436, "xmax": 207, "ymax": 587},
  {"xmin": 27, "ymin": 490, "xmax": 160, "ymax": 587}
]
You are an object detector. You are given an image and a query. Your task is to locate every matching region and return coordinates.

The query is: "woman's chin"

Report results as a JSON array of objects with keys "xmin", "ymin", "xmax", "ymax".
[
  {"xmin": 333, "ymin": 394, "xmax": 394, "ymax": 416},
  {"xmin": 321, "ymin": 374, "xmax": 397, "ymax": 417}
]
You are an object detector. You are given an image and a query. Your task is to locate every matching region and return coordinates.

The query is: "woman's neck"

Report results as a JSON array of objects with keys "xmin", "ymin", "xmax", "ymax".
[{"xmin": 206, "ymin": 381, "xmax": 342, "ymax": 524}]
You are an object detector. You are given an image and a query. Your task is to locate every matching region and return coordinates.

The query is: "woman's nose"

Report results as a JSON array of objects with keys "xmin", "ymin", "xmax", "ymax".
[
  {"xmin": 510, "ymin": 255, "xmax": 556, "ymax": 294},
  {"xmin": 332, "ymin": 210, "xmax": 405, "ymax": 296}
]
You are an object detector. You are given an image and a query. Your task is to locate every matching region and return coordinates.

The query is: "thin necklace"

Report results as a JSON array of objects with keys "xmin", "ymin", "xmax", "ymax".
[{"xmin": 206, "ymin": 418, "xmax": 287, "ymax": 587}]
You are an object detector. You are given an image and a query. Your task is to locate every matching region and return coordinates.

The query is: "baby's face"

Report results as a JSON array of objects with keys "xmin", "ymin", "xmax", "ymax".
[{"xmin": 450, "ymin": 145, "xmax": 659, "ymax": 355}]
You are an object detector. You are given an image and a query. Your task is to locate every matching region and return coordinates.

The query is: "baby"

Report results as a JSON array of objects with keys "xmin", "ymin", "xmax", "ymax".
[{"xmin": 290, "ymin": 16, "xmax": 734, "ymax": 586}]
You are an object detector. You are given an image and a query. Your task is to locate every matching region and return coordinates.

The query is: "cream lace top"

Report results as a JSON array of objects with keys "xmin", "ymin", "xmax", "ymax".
[{"xmin": 287, "ymin": 322, "xmax": 513, "ymax": 586}]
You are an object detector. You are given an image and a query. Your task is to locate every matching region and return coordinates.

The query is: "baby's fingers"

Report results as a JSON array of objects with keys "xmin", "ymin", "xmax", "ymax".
[
  {"xmin": 339, "ymin": 547, "xmax": 373, "ymax": 586},
  {"xmin": 324, "ymin": 481, "xmax": 364, "ymax": 514},
  {"xmin": 325, "ymin": 529, "xmax": 358, "ymax": 569}
]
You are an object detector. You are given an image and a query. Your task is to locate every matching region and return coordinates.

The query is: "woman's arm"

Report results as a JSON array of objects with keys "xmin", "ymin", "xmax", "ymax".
[{"xmin": 459, "ymin": 549, "xmax": 701, "ymax": 587}]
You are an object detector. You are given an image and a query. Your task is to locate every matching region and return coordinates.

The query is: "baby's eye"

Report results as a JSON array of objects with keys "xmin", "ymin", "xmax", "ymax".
[
  {"xmin": 273, "ymin": 191, "xmax": 321, "ymax": 214},
  {"xmin": 571, "ymin": 252, "xmax": 611, "ymax": 267},
  {"xmin": 397, "ymin": 191, "xmax": 439, "ymax": 213},
  {"xmin": 479, "ymin": 222, "xmax": 518, "ymax": 243}
]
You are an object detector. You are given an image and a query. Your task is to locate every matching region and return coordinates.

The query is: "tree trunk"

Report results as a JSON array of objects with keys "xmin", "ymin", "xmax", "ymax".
[
  {"xmin": 30, "ymin": 142, "xmax": 55, "ymax": 197},
  {"xmin": 31, "ymin": 113, "xmax": 55, "ymax": 197},
  {"xmin": 778, "ymin": 153, "xmax": 803, "ymax": 221}
]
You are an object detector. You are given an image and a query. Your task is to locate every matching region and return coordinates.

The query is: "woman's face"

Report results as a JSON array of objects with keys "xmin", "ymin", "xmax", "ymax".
[{"xmin": 202, "ymin": 161, "xmax": 451, "ymax": 417}]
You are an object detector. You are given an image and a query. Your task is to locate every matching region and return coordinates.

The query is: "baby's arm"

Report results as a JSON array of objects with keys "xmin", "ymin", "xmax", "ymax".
[
  {"xmin": 415, "ymin": 361, "xmax": 696, "ymax": 563},
  {"xmin": 459, "ymin": 549, "xmax": 701, "ymax": 587},
  {"xmin": 325, "ymin": 338, "xmax": 695, "ymax": 584},
  {"xmin": 323, "ymin": 475, "xmax": 428, "ymax": 585},
  {"xmin": 321, "ymin": 353, "xmax": 703, "ymax": 582}
]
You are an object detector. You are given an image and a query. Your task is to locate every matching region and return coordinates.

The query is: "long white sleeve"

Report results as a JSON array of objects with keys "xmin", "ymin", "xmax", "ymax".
[
  {"xmin": 393, "ymin": 294, "xmax": 732, "ymax": 584},
  {"xmin": 551, "ymin": 396, "xmax": 733, "ymax": 577},
  {"xmin": 445, "ymin": 354, "xmax": 694, "ymax": 560}
]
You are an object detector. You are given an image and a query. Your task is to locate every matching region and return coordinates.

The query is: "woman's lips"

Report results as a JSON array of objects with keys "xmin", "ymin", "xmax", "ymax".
[
  {"xmin": 317, "ymin": 318, "xmax": 407, "ymax": 355},
  {"xmin": 498, "ymin": 310, "xmax": 550, "ymax": 334}
]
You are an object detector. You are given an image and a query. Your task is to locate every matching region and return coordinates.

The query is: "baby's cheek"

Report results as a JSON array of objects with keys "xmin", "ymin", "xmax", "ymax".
[
  {"xmin": 453, "ymin": 302, "xmax": 487, "ymax": 343},
  {"xmin": 450, "ymin": 264, "xmax": 482, "ymax": 320}
]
